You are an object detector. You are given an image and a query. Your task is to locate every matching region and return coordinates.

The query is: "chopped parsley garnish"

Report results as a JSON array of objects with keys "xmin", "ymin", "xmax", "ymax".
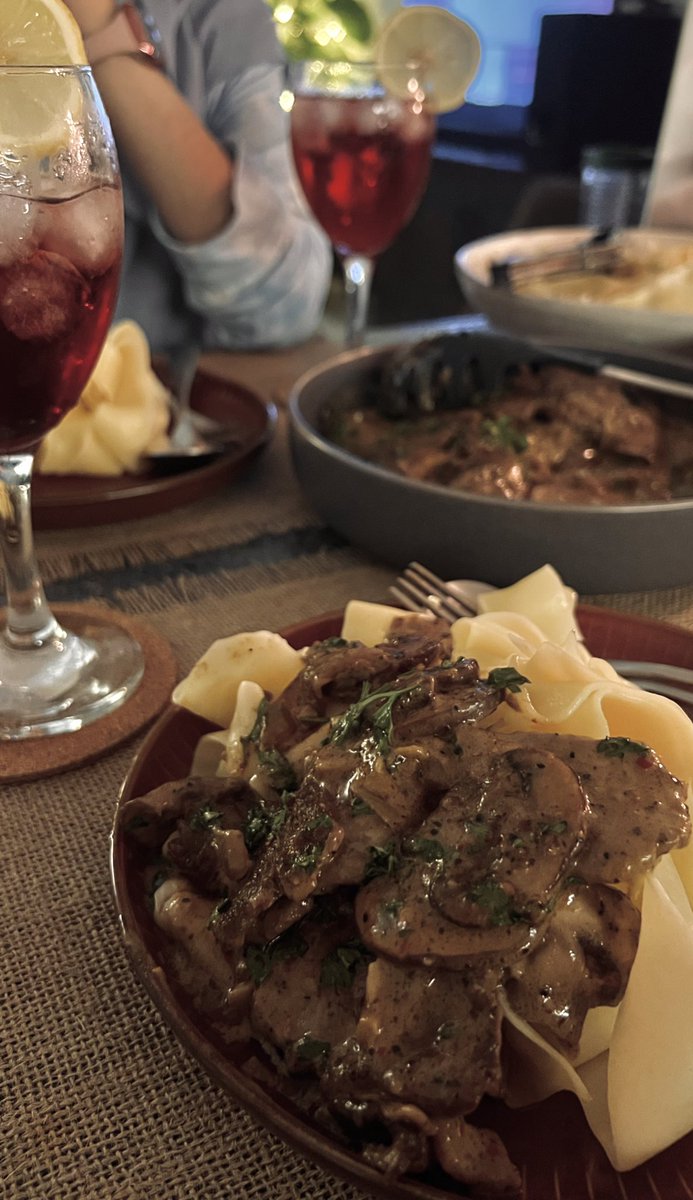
[
  {"xmin": 469, "ymin": 880, "xmax": 528, "ymax": 927},
  {"xmin": 363, "ymin": 841, "xmax": 401, "ymax": 882},
  {"xmin": 465, "ymin": 818, "xmax": 487, "ymax": 843},
  {"xmin": 319, "ymin": 636, "xmax": 350, "ymax": 649},
  {"xmin": 597, "ymin": 736, "xmax": 650, "ymax": 759},
  {"xmin": 487, "ymin": 667, "xmax": 530, "ymax": 694},
  {"xmin": 307, "ymin": 813, "xmax": 333, "ymax": 832},
  {"xmin": 291, "ymin": 845, "xmax": 321, "ymax": 872},
  {"xmin": 295, "ymin": 1036, "xmax": 330, "ymax": 1062},
  {"xmin": 242, "ymin": 798, "xmax": 287, "ymax": 853},
  {"xmin": 257, "ymin": 748, "xmax": 297, "ymax": 792},
  {"xmin": 245, "ymin": 944, "xmax": 273, "ymax": 985},
  {"xmin": 320, "ymin": 941, "xmax": 369, "ymax": 991},
  {"xmin": 243, "ymin": 804, "xmax": 271, "ymax": 852},
  {"xmin": 243, "ymin": 696, "xmax": 267, "ymax": 745},
  {"xmin": 245, "ymin": 926, "xmax": 308, "ymax": 985},
  {"xmin": 327, "ymin": 674, "xmax": 423, "ymax": 753},
  {"xmin": 481, "ymin": 414, "xmax": 528, "ymax": 453},
  {"xmin": 537, "ymin": 819, "xmax": 568, "ymax": 837},
  {"xmin": 189, "ymin": 804, "xmax": 223, "ymax": 831},
  {"xmin": 405, "ymin": 837, "xmax": 446, "ymax": 863},
  {"xmin": 350, "ymin": 797, "xmax": 373, "ymax": 817}
]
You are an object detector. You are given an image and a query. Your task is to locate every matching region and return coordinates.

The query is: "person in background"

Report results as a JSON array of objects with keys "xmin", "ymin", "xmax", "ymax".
[{"xmin": 64, "ymin": 0, "xmax": 333, "ymax": 352}]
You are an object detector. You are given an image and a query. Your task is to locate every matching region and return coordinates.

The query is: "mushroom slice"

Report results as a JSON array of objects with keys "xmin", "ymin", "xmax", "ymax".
[{"xmin": 505, "ymin": 882, "xmax": 641, "ymax": 1052}]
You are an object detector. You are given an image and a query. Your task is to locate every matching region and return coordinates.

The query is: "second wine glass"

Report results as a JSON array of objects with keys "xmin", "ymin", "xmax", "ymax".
[{"xmin": 289, "ymin": 58, "xmax": 435, "ymax": 346}]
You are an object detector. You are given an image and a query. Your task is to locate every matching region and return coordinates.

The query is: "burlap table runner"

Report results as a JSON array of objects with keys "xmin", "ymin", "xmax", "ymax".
[{"xmin": 4, "ymin": 356, "xmax": 693, "ymax": 1199}]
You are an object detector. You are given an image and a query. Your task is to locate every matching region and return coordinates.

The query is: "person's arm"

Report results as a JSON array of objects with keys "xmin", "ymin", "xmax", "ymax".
[
  {"xmin": 149, "ymin": 61, "xmax": 333, "ymax": 349},
  {"xmin": 68, "ymin": 0, "xmax": 332, "ymax": 348},
  {"xmin": 66, "ymin": 0, "xmax": 234, "ymax": 244}
]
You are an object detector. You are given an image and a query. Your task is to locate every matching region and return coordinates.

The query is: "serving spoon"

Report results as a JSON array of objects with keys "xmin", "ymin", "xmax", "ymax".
[{"xmin": 144, "ymin": 344, "xmax": 231, "ymax": 470}]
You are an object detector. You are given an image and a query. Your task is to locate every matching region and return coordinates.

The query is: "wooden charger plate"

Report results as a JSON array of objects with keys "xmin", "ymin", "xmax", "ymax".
[
  {"xmin": 33, "ymin": 368, "xmax": 277, "ymax": 529},
  {"xmin": 112, "ymin": 605, "xmax": 693, "ymax": 1200}
]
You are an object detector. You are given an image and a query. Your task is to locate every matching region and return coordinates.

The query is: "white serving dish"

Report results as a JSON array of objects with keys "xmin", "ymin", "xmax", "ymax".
[{"xmin": 454, "ymin": 226, "xmax": 693, "ymax": 364}]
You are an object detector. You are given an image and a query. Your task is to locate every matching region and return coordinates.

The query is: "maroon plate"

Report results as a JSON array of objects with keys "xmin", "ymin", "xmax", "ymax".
[
  {"xmin": 33, "ymin": 368, "xmax": 276, "ymax": 528},
  {"xmin": 112, "ymin": 605, "xmax": 693, "ymax": 1200}
]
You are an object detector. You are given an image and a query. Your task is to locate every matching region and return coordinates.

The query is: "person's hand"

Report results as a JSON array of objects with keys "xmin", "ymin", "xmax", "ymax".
[{"xmin": 63, "ymin": 0, "xmax": 117, "ymax": 38}]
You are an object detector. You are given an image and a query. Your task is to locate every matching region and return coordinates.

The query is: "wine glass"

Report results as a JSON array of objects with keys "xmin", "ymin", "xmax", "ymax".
[
  {"xmin": 289, "ymin": 58, "xmax": 435, "ymax": 347},
  {"xmin": 0, "ymin": 65, "xmax": 143, "ymax": 740}
]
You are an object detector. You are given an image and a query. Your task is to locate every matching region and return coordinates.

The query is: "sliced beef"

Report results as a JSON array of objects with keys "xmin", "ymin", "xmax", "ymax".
[
  {"xmin": 330, "ymin": 359, "xmax": 689, "ymax": 505},
  {"xmin": 325, "ymin": 957, "xmax": 503, "ymax": 1116},
  {"xmin": 162, "ymin": 824, "xmax": 251, "ymax": 896},
  {"xmin": 263, "ymin": 630, "xmax": 452, "ymax": 753},
  {"xmin": 389, "ymin": 661, "xmax": 502, "ymax": 742},
  {"xmin": 120, "ymin": 775, "xmax": 253, "ymax": 849},
  {"xmin": 340, "ymin": 740, "xmax": 454, "ymax": 832},
  {"xmin": 250, "ymin": 906, "xmax": 367, "ymax": 1072},
  {"xmin": 505, "ymin": 882, "xmax": 641, "ymax": 1051}
]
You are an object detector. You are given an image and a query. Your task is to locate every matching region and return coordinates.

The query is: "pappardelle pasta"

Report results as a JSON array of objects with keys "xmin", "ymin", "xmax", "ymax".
[{"xmin": 122, "ymin": 566, "xmax": 693, "ymax": 1194}]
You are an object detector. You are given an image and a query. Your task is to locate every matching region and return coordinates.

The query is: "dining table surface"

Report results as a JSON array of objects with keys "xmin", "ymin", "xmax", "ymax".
[{"xmin": 4, "ymin": 312, "xmax": 693, "ymax": 1200}]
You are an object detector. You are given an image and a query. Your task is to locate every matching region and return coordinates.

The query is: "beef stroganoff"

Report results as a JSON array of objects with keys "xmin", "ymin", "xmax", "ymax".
[{"xmin": 120, "ymin": 566, "xmax": 693, "ymax": 1195}]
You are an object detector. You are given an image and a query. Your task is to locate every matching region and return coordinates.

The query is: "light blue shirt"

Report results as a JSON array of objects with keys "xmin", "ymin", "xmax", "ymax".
[{"xmin": 116, "ymin": 0, "xmax": 332, "ymax": 352}]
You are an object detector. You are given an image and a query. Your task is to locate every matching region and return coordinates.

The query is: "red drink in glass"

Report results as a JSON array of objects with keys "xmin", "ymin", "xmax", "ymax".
[
  {"xmin": 0, "ymin": 183, "xmax": 123, "ymax": 453},
  {"xmin": 0, "ymin": 63, "xmax": 143, "ymax": 743},
  {"xmin": 291, "ymin": 93, "xmax": 434, "ymax": 258}
]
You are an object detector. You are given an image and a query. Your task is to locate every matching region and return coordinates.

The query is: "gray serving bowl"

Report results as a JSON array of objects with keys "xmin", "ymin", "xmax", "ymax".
[{"xmin": 287, "ymin": 335, "xmax": 693, "ymax": 595}]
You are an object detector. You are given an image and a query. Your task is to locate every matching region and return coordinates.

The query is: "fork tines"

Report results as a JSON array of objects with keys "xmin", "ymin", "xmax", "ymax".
[
  {"xmin": 491, "ymin": 232, "xmax": 621, "ymax": 289},
  {"xmin": 389, "ymin": 562, "xmax": 476, "ymax": 624}
]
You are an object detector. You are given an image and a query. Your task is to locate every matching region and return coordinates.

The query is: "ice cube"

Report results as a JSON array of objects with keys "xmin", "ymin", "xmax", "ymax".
[
  {"xmin": 0, "ymin": 194, "xmax": 37, "ymax": 266},
  {"xmin": 0, "ymin": 250, "xmax": 87, "ymax": 341},
  {"xmin": 39, "ymin": 186, "xmax": 123, "ymax": 277}
]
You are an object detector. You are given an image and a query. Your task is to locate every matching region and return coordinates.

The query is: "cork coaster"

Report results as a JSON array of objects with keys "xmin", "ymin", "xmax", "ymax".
[{"xmin": 0, "ymin": 604, "xmax": 178, "ymax": 782}]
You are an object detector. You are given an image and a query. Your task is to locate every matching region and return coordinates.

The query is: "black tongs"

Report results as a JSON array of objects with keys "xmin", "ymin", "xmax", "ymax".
[{"xmin": 491, "ymin": 228, "xmax": 621, "ymax": 289}]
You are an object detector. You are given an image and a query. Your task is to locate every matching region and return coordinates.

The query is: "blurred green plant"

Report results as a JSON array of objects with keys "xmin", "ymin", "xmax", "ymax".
[{"xmin": 266, "ymin": 0, "xmax": 401, "ymax": 61}]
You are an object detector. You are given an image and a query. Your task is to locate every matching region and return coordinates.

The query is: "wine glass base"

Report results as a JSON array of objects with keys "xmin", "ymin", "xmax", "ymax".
[{"xmin": 0, "ymin": 611, "xmax": 145, "ymax": 741}]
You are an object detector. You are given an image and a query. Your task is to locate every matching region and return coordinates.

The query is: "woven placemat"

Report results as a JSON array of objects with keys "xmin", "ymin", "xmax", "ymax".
[{"xmin": 0, "ymin": 604, "xmax": 178, "ymax": 782}]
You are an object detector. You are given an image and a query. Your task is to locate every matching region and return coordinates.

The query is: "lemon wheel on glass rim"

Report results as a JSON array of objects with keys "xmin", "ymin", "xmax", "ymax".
[
  {"xmin": 0, "ymin": 0, "xmax": 87, "ymax": 156},
  {"xmin": 375, "ymin": 5, "xmax": 481, "ymax": 114},
  {"xmin": 0, "ymin": 0, "xmax": 86, "ymax": 65}
]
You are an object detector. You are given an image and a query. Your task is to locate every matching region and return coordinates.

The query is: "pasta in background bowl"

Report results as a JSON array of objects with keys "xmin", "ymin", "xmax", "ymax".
[{"xmin": 113, "ymin": 566, "xmax": 693, "ymax": 1198}]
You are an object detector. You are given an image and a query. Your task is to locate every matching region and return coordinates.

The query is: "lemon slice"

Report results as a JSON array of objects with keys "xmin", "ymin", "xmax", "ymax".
[
  {"xmin": 0, "ymin": 0, "xmax": 87, "ymax": 156},
  {"xmin": 375, "ymin": 5, "xmax": 481, "ymax": 115},
  {"xmin": 0, "ymin": 0, "xmax": 86, "ymax": 65}
]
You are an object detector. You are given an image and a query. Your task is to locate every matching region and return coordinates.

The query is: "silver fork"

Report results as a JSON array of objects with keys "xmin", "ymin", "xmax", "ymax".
[
  {"xmin": 390, "ymin": 561, "xmax": 479, "ymax": 623},
  {"xmin": 390, "ymin": 562, "xmax": 693, "ymax": 707}
]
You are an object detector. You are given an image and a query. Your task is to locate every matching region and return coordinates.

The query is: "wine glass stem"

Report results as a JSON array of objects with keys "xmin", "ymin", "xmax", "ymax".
[
  {"xmin": 343, "ymin": 255, "xmax": 374, "ymax": 348},
  {"xmin": 0, "ymin": 454, "xmax": 63, "ymax": 649}
]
